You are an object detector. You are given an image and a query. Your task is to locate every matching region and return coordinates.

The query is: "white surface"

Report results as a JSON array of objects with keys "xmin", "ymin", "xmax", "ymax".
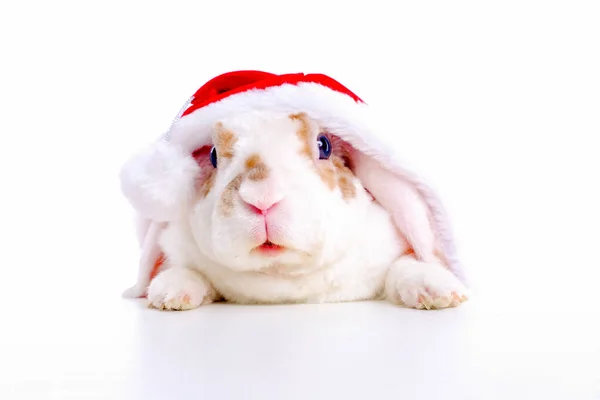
[
  {"xmin": 1, "ymin": 1, "xmax": 599, "ymax": 399},
  {"xmin": 2, "ymin": 298, "xmax": 599, "ymax": 400}
]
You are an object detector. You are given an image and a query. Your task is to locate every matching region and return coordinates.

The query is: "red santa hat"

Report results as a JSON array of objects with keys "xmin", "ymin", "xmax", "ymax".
[{"xmin": 120, "ymin": 70, "xmax": 467, "ymax": 298}]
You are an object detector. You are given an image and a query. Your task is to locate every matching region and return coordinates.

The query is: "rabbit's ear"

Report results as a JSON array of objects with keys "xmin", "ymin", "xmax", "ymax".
[
  {"xmin": 347, "ymin": 147, "xmax": 467, "ymax": 285},
  {"xmin": 119, "ymin": 140, "xmax": 201, "ymax": 222},
  {"xmin": 118, "ymin": 139, "xmax": 198, "ymax": 299}
]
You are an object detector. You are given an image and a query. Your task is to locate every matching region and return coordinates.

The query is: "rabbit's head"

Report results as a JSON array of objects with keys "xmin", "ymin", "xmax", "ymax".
[{"xmin": 187, "ymin": 111, "xmax": 375, "ymax": 273}]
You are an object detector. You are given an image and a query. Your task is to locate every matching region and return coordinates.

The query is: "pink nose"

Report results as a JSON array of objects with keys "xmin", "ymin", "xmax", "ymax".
[{"xmin": 242, "ymin": 199, "xmax": 280, "ymax": 216}]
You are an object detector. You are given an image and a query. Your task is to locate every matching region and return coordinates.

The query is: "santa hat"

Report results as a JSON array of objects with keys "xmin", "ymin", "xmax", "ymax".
[{"xmin": 120, "ymin": 70, "xmax": 467, "ymax": 298}]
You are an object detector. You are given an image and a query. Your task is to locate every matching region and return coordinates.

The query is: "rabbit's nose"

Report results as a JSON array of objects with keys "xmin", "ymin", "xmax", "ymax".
[
  {"xmin": 238, "ymin": 168, "xmax": 285, "ymax": 215},
  {"xmin": 240, "ymin": 196, "xmax": 282, "ymax": 216}
]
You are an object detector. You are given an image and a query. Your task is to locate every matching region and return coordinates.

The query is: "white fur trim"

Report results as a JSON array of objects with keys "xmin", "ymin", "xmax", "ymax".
[
  {"xmin": 119, "ymin": 140, "xmax": 201, "ymax": 222},
  {"xmin": 161, "ymin": 82, "xmax": 466, "ymax": 284}
]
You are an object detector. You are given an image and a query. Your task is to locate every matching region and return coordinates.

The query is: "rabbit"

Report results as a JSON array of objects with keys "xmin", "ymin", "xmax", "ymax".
[{"xmin": 144, "ymin": 110, "xmax": 469, "ymax": 311}]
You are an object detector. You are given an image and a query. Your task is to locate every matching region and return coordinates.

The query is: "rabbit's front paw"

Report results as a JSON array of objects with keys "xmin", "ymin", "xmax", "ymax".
[
  {"xmin": 147, "ymin": 267, "xmax": 216, "ymax": 311},
  {"xmin": 385, "ymin": 258, "xmax": 469, "ymax": 310}
]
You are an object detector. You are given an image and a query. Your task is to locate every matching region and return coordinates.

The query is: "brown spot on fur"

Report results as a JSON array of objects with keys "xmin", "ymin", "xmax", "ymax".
[
  {"xmin": 248, "ymin": 164, "xmax": 270, "ymax": 181},
  {"xmin": 338, "ymin": 175, "xmax": 357, "ymax": 199},
  {"xmin": 318, "ymin": 163, "xmax": 336, "ymax": 190},
  {"xmin": 289, "ymin": 112, "xmax": 313, "ymax": 158},
  {"xmin": 215, "ymin": 122, "xmax": 237, "ymax": 159},
  {"xmin": 245, "ymin": 154, "xmax": 270, "ymax": 181},
  {"xmin": 220, "ymin": 174, "xmax": 243, "ymax": 216},
  {"xmin": 245, "ymin": 154, "xmax": 260, "ymax": 170},
  {"xmin": 332, "ymin": 155, "xmax": 353, "ymax": 175},
  {"xmin": 332, "ymin": 155, "xmax": 357, "ymax": 200},
  {"xmin": 199, "ymin": 169, "xmax": 216, "ymax": 198}
]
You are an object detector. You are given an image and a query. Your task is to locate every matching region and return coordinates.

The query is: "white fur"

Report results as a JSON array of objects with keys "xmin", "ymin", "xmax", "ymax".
[
  {"xmin": 147, "ymin": 267, "xmax": 216, "ymax": 310},
  {"xmin": 119, "ymin": 140, "xmax": 200, "ymax": 222},
  {"xmin": 146, "ymin": 111, "xmax": 468, "ymax": 309},
  {"xmin": 385, "ymin": 257, "xmax": 469, "ymax": 309},
  {"xmin": 122, "ymin": 220, "xmax": 167, "ymax": 298},
  {"xmin": 158, "ymin": 186, "xmax": 404, "ymax": 305},
  {"xmin": 133, "ymin": 214, "xmax": 152, "ymax": 248}
]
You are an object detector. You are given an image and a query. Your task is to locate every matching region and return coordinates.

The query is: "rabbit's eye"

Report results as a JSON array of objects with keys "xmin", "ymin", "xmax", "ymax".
[
  {"xmin": 210, "ymin": 146, "xmax": 218, "ymax": 167},
  {"xmin": 317, "ymin": 135, "xmax": 332, "ymax": 160}
]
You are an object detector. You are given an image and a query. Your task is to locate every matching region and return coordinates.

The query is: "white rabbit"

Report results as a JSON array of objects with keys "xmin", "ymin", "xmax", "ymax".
[
  {"xmin": 119, "ymin": 70, "xmax": 469, "ymax": 310},
  {"xmin": 142, "ymin": 111, "xmax": 469, "ymax": 310}
]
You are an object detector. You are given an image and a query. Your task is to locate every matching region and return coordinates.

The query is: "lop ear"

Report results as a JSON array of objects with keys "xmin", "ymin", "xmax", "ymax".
[
  {"xmin": 119, "ymin": 139, "xmax": 201, "ymax": 222},
  {"xmin": 349, "ymin": 148, "xmax": 466, "ymax": 284}
]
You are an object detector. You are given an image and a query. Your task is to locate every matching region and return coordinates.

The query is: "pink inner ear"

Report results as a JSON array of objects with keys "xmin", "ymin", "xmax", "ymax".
[
  {"xmin": 192, "ymin": 145, "xmax": 211, "ymax": 164},
  {"xmin": 329, "ymin": 135, "xmax": 353, "ymax": 158},
  {"xmin": 191, "ymin": 145, "xmax": 215, "ymax": 186}
]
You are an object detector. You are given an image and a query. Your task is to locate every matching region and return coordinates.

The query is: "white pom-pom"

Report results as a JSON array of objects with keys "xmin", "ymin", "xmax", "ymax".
[{"xmin": 119, "ymin": 140, "xmax": 201, "ymax": 221}]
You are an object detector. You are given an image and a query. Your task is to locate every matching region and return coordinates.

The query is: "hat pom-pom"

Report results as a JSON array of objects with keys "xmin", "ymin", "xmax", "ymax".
[{"xmin": 119, "ymin": 140, "xmax": 200, "ymax": 221}]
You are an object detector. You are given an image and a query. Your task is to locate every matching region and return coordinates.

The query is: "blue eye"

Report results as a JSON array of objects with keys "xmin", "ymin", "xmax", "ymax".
[
  {"xmin": 210, "ymin": 147, "xmax": 217, "ymax": 167},
  {"xmin": 317, "ymin": 135, "xmax": 332, "ymax": 159}
]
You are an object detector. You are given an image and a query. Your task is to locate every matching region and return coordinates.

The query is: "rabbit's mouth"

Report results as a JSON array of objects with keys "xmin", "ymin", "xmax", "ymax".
[{"xmin": 255, "ymin": 240, "xmax": 286, "ymax": 256}]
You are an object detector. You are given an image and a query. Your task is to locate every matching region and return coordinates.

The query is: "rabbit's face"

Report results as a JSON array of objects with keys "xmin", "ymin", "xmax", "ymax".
[{"xmin": 188, "ymin": 111, "xmax": 371, "ymax": 274}]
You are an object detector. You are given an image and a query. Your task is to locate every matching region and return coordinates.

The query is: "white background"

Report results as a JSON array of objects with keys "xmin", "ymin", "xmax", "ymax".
[{"xmin": 1, "ymin": 1, "xmax": 599, "ymax": 399}]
